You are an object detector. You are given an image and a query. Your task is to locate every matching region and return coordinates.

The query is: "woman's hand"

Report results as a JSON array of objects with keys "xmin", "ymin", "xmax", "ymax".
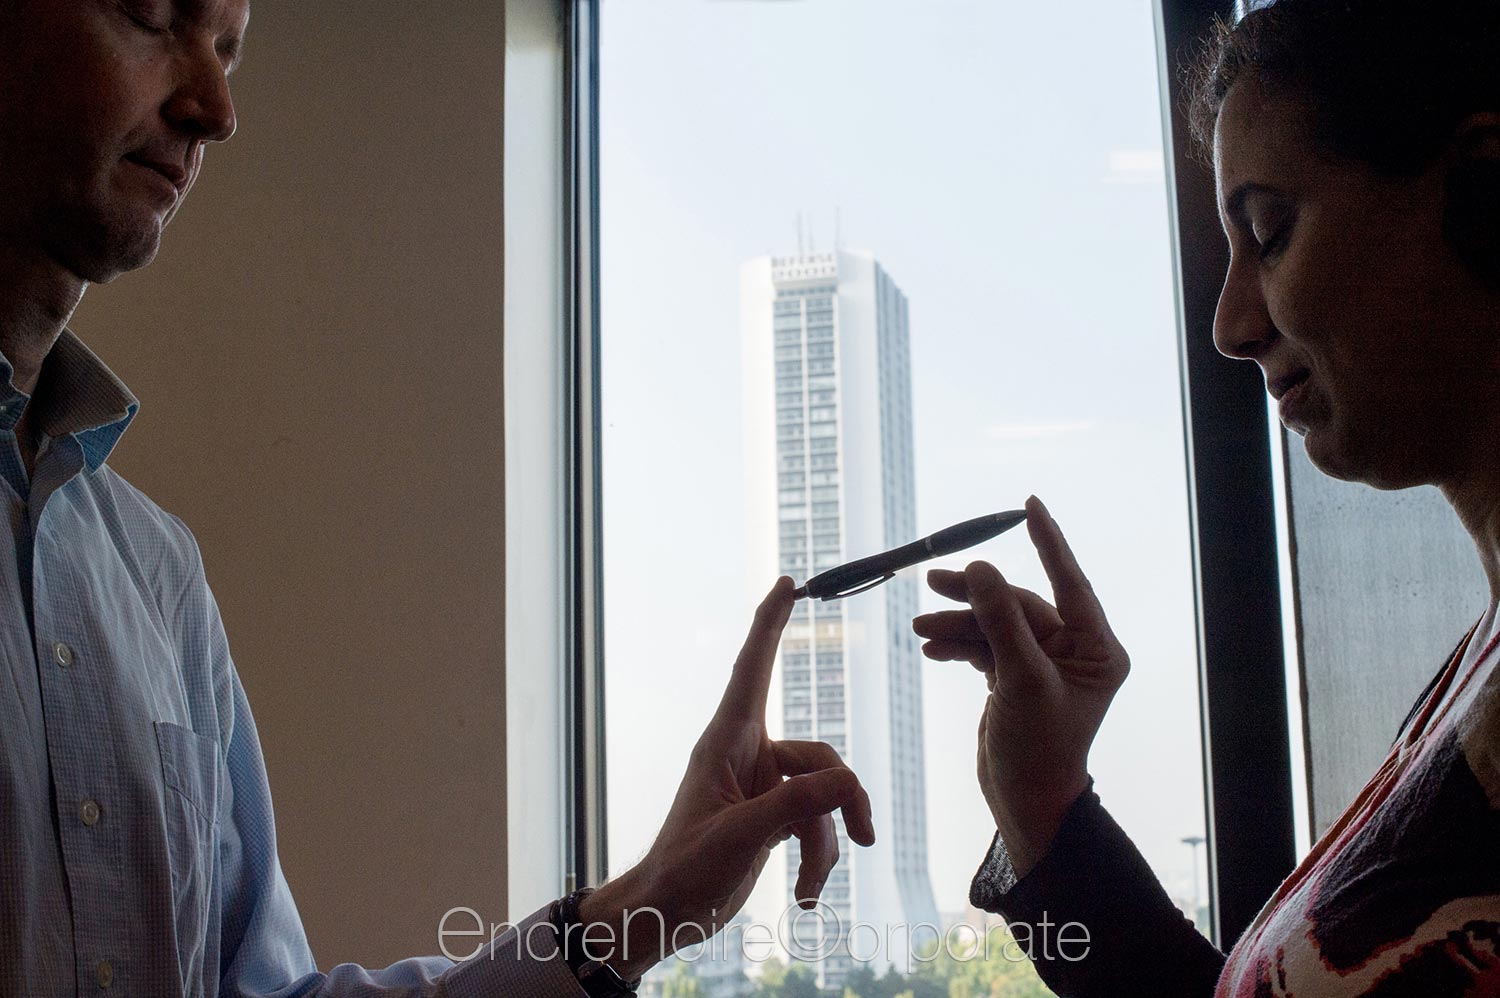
[
  {"xmin": 580, "ymin": 577, "xmax": 875, "ymax": 980},
  {"xmin": 912, "ymin": 495, "xmax": 1129, "ymax": 878}
]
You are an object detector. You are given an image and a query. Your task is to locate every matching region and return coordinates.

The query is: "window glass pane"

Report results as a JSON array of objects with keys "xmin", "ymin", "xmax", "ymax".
[{"xmin": 601, "ymin": 1, "xmax": 1207, "ymax": 993}]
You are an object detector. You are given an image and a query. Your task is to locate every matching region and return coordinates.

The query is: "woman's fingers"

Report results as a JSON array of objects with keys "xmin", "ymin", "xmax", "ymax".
[
  {"xmin": 913, "ymin": 608, "xmax": 985, "ymax": 640},
  {"xmin": 919, "ymin": 638, "xmax": 994, "ymax": 671},
  {"xmin": 1025, "ymin": 496, "xmax": 1109, "ymax": 632},
  {"xmin": 916, "ymin": 589, "xmax": 1061, "ymax": 643},
  {"xmin": 927, "ymin": 567, "xmax": 969, "ymax": 602},
  {"xmin": 962, "ymin": 560, "xmax": 1051, "ymax": 694},
  {"xmin": 921, "ymin": 571, "xmax": 1045, "ymax": 680},
  {"xmin": 913, "ymin": 607, "xmax": 997, "ymax": 671},
  {"xmin": 1012, "ymin": 586, "xmax": 1064, "ymax": 637}
]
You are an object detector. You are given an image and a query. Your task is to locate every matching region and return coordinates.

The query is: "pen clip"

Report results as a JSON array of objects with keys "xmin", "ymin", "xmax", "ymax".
[{"xmin": 824, "ymin": 572, "xmax": 896, "ymax": 601}]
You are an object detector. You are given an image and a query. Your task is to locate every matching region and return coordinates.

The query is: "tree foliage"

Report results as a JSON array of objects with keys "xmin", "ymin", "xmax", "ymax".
[
  {"xmin": 662, "ymin": 961, "xmax": 706, "ymax": 998},
  {"xmin": 736, "ymin": 926, "xmax": 1057, "ymax": 998}
]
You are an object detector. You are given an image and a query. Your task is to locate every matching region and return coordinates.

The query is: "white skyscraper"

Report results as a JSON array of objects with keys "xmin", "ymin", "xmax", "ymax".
[{"xmin": 741, "ymin": 249, "xmax": 939, "ymax": 990}]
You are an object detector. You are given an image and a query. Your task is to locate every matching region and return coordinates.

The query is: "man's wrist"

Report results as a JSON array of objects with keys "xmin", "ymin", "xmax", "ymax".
[{"xmin": 574, "ymin": 868, "xmax": 661, "ymax": 982}]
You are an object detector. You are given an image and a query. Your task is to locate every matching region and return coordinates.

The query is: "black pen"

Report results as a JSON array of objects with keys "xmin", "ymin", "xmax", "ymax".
[{"xmin": 792, "ymin": 509, "xmax": 1029, "ymax": 601}]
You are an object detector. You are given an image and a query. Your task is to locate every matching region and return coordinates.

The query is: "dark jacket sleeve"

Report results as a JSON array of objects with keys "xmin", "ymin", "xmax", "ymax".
[{"xmin": 970, "ymin": 784, "xmax": 1226, "ymax": 997}]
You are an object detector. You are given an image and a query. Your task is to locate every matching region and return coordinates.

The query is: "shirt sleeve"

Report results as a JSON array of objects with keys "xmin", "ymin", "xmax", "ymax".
[
  {"xmin": 202, "ymin": 602, "xmax": 585, "ymax": 997},
  {"xmin": 969, "ymin": 783, "xmax": 1226, "ymax": 998}
]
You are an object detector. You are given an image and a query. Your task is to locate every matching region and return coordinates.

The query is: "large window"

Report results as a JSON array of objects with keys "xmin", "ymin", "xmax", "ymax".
[{"xmin": 598, "ymin": 2, "xmax": 1212, "ymax": 994}]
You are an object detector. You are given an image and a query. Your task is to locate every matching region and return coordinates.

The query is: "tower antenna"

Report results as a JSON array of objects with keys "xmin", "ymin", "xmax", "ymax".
[
  {"xmin": 796, "ymin": 211, "xmax": 803, "ymax": 258},
  {"xmin": 835, "ymin": 206, "xmax": 842, "ymax": 251}
]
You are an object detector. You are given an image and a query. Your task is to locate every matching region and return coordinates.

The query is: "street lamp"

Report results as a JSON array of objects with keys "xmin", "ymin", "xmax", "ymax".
[{"xmin": 1181, "ymin": 835, "xmax": 1206, "ymax": 932}]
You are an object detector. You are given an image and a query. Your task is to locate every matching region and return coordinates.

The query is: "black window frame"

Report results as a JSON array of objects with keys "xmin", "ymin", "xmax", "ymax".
[{"xmin": 560, "ymin": 0, "xmax": 1298, "ymax": 950}]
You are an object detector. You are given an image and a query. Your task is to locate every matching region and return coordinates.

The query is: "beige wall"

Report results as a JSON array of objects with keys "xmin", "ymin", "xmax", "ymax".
[{"xmin": 71, "ymin": 2, "xmax": 508, "ymax": 971}]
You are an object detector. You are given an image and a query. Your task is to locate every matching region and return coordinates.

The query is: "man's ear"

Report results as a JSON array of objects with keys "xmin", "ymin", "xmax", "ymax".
[{"xmin": 1444, "ymin": 112, "xmax": 1500, "ymax": 286}]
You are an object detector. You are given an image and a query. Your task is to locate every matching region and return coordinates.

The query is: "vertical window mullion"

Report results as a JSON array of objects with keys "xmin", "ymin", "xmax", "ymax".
[
  {"xmin": 566, "ymin": 0, "xmax": 607, "ymax": 892},
  {"xmin": 1156, "ymin": 0, "xmax": 1298, "ymax": 946}
]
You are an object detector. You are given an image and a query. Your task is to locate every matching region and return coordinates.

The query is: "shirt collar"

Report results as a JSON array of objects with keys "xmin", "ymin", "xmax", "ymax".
[{"xmin": 0, "ymin": 330, "xmax": 139, "ymax": 473}]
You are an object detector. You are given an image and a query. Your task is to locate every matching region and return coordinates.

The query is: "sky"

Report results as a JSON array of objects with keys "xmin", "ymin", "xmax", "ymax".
[{"xmin": 598, "ymin": 0, "xmax": 1213, "ymax": 925}]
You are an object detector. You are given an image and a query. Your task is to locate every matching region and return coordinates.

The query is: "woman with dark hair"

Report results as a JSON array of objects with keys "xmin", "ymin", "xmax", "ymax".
[{"xmin": 914, "ymin": 1, "xmax": 1500, "ymax": 994}]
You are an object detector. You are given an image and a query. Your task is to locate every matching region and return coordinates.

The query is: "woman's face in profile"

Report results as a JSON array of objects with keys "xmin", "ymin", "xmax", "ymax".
[{"xmin": 1209, "ymin": 73, "xmax": 1494, "ymax": 491}]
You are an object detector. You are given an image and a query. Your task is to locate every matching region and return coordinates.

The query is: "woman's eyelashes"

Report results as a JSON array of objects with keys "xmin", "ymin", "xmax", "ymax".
[
  {"xmin": 1251, "ymin": 210, "xmax": 1295, "ymax": 261},
  {"xmin": 1255, "ymin": 225, "xmax": 1290, "ymax": 260}
]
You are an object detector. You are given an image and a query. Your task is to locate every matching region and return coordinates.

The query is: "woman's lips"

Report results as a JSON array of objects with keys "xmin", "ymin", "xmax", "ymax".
[
  {"xmin": 1269, "ymin": 369, "xmax": 1310, "ymax": 401},
  {"xmin": 1277, "ymin": 372, "xmax": 1312, "ymax": 425}
]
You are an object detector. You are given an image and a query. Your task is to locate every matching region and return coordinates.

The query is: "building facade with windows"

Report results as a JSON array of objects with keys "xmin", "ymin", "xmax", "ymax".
[{"xmin": 741, "ymin": 250, "xmax": 940, "ymax": 990}]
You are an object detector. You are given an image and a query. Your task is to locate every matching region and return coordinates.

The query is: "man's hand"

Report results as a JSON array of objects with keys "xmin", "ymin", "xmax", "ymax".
[
  {"xmin": 578, "ymin": 577, "xmax": 875, "ymax": 980},
  {"xmin": 912, "ymin": 495, "xmax": 1128, "ymax": 879}
]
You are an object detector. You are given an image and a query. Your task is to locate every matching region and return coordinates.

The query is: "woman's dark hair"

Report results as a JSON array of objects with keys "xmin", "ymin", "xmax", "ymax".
[{"xmin": 1187, "ymin": 0, "xmax": 1500, "ymax": 176}]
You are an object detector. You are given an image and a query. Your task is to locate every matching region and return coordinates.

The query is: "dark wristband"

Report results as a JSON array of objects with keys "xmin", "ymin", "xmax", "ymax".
[{"xmin": 549, "ymin": 888, "xmax": 641, "ymax": 998}]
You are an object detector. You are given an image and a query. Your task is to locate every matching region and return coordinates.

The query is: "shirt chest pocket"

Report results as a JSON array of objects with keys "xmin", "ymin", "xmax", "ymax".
[{"xmin": 155, "ymin": 721, "xmax": 221, "ymax": 988}]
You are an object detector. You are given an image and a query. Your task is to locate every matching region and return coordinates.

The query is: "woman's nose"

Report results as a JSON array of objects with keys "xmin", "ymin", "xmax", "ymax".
[{"xmin": 1212, "ymin": 255, "xmax": 1277, "ymax": 360}]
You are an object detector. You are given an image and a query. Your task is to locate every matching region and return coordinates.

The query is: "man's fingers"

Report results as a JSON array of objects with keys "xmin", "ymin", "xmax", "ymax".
[
  {"xmin": 764, "ymin": 827, "xmax": 794, "ymax": 850},
  {"xmin": 771, "ymin": 741, "xmax": 875, "ymax": 846},
  {"xmin": 769, "ymin": 742, "xmax": 854, "ymax": 906},
  {"xmin": 1025, "ymin": 495, "xmax": 1108, "ymax": 631},
  {"xmin": 791, "ymin": 812, "xmax": 837, "ymax": 909},
  {"xmin": 735, "ymin": 767, "xmax": 876, "ymax": 860},
  {"xmin": 713, "ymin": 576, "xmax": 795, "ymax": 724},
  {"xmin": 772, "ymin": 739, "xmax": 846, "ymax": 772}
]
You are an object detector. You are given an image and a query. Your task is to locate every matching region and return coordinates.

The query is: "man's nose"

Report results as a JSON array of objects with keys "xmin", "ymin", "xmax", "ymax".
[
  {"xmin": 1212, "ymin": 254, "xmax": 1277, "ymax": 360},
  {"xmin": 165, "ymin": 48, "xmax": 237, "ymax": 144}
]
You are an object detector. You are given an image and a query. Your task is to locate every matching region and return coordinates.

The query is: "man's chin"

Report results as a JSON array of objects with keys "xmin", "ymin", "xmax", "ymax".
[{"xmin": 73, "ymin": 223, "xmax": 164, "ymax": 284}]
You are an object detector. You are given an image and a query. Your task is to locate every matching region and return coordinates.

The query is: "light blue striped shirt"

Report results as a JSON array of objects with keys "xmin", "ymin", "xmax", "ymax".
[{"xmin": 0, "ymin": 331, "xmax": 582, "ymax": 997}]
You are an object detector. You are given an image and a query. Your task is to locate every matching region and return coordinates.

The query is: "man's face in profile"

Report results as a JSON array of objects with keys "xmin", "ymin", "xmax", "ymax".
[{"xmin": 0, "ymin": 0, "xmax": 249, "ymax": 285}]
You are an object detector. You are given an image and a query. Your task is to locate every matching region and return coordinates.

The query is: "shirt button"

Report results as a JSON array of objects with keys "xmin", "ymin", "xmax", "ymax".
[
  {"xmin": 79, "ymin": 799, "xmax": 101, "ymax": 826},
  {"xmin": 53, "ymin": 642, "xmax": 74, "ymax": 668},
  {"xmin": 95, "ymin": 960, "xmax": 113, "ymax": 989}
]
